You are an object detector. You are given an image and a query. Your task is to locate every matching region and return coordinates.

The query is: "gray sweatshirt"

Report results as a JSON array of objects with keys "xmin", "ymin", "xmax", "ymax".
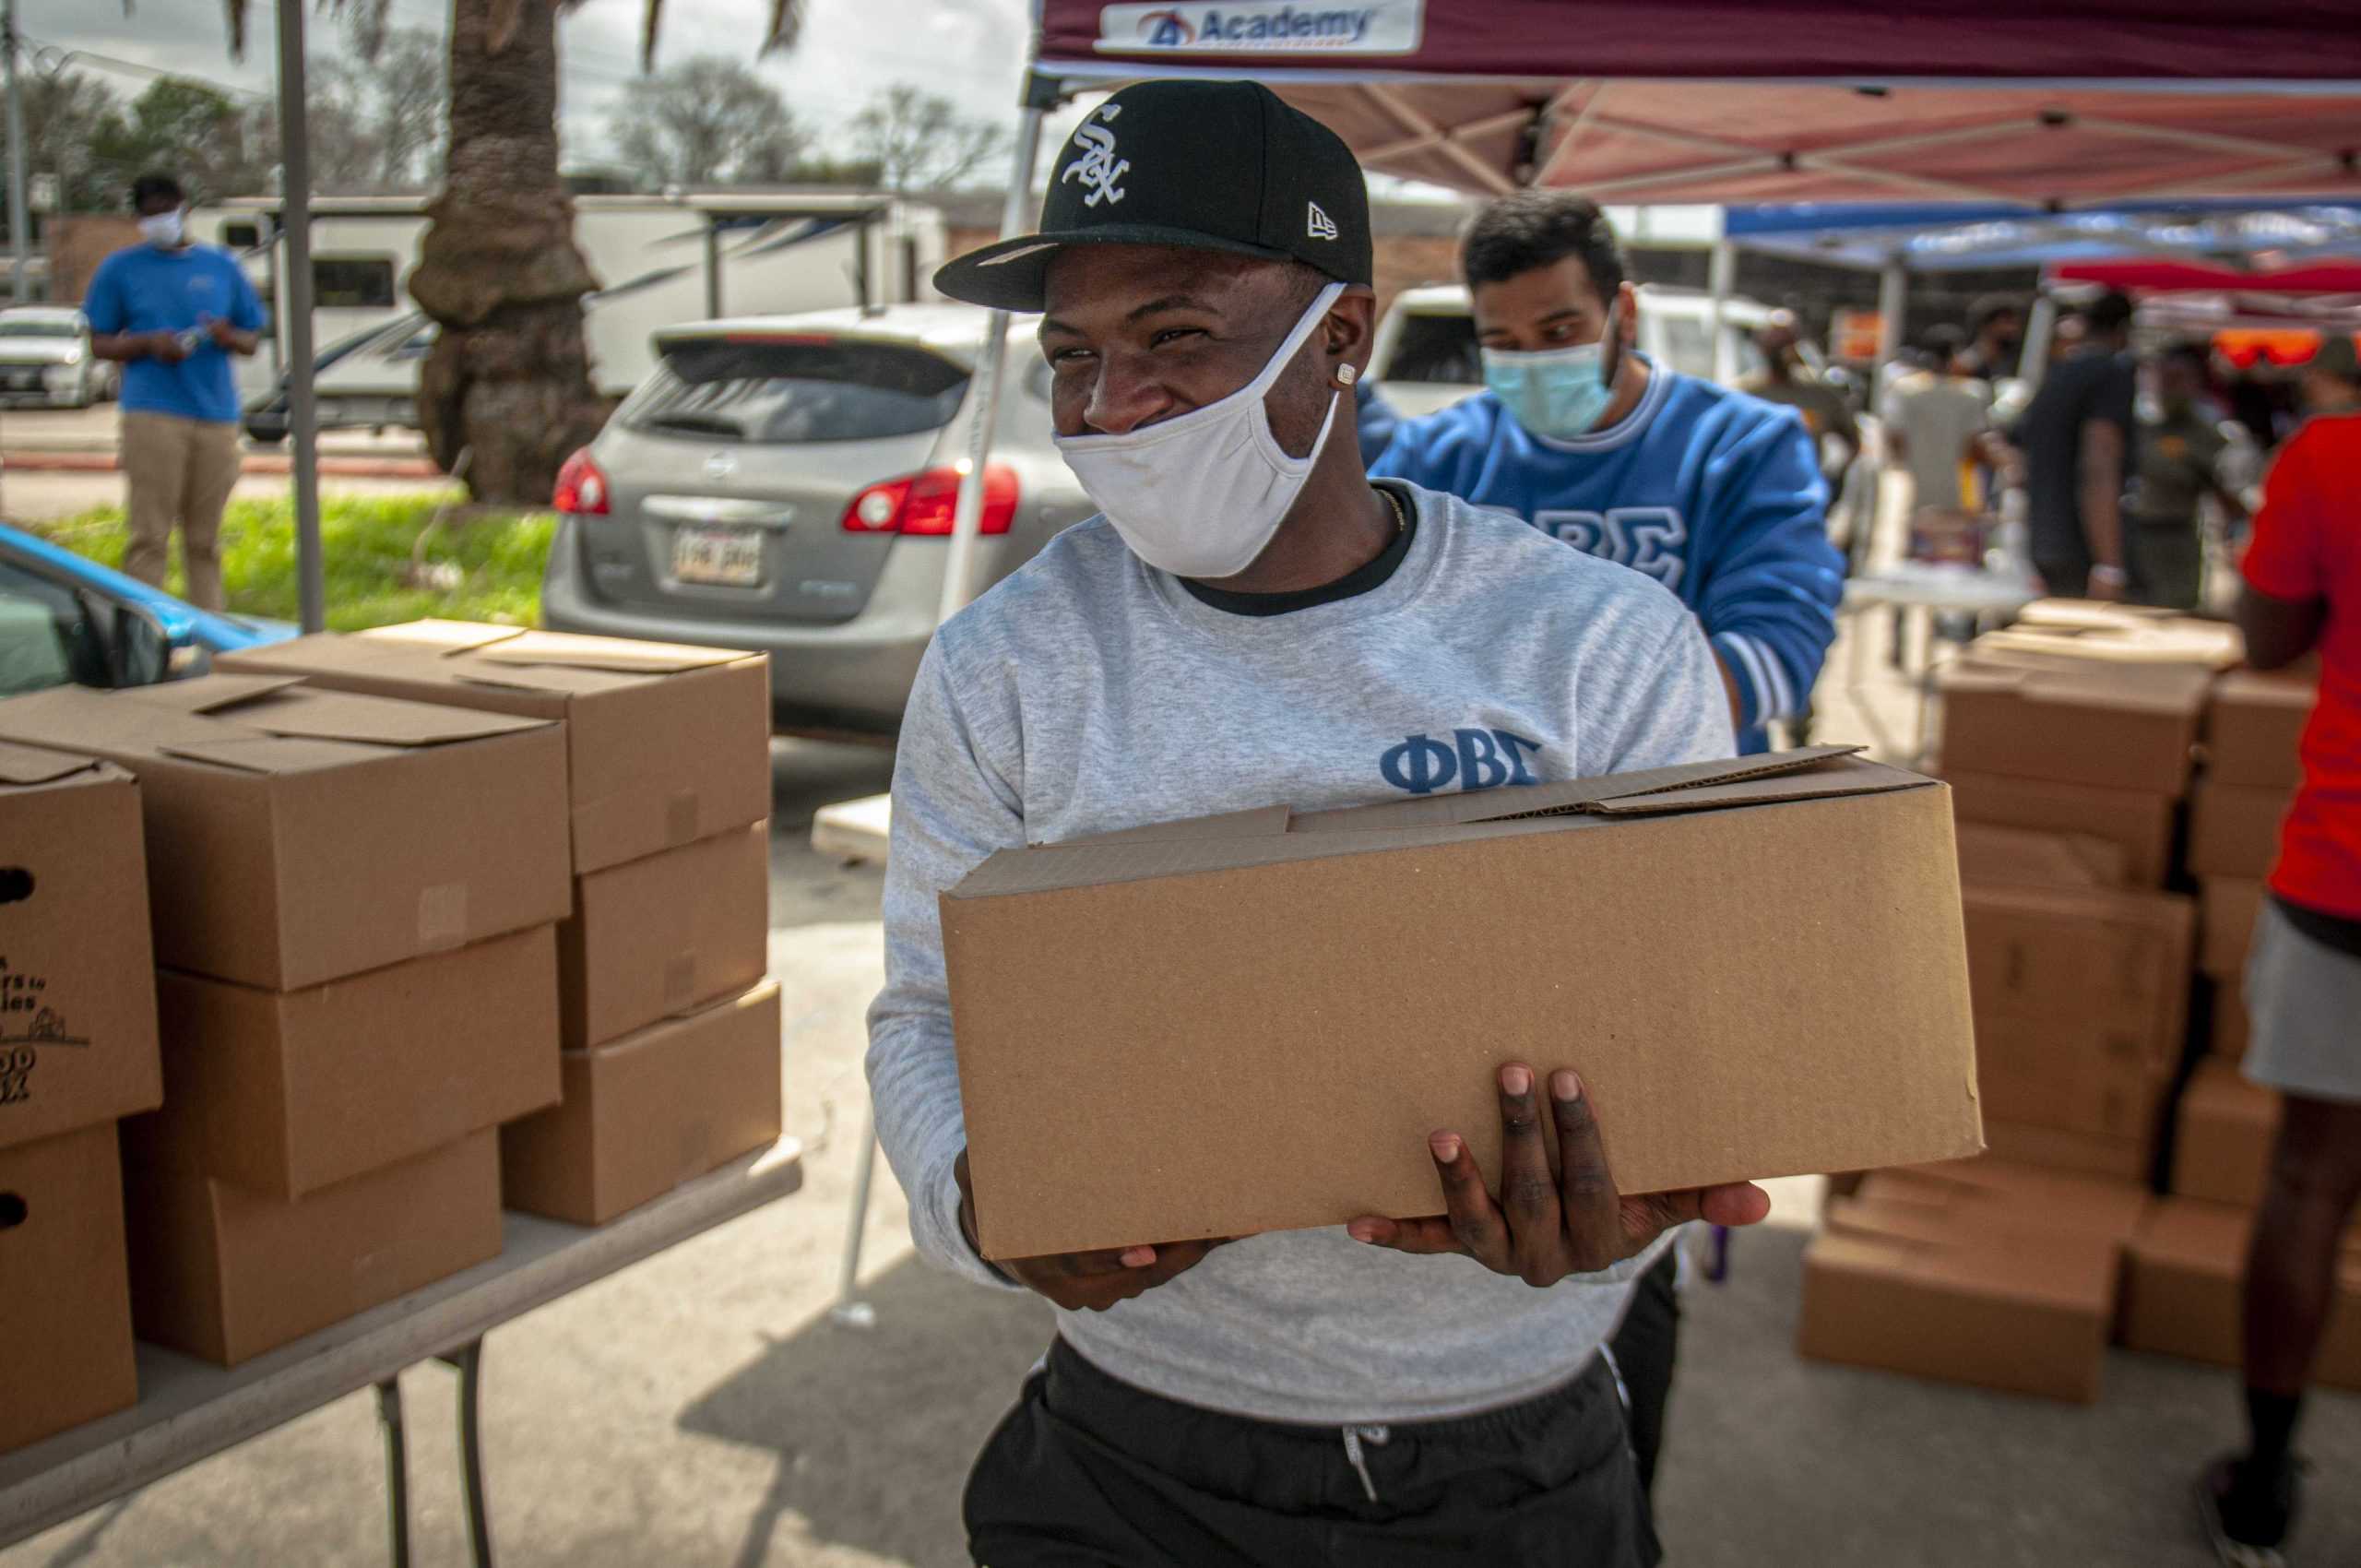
[{"xmin": 866, "ymin": 484, "xmax": 1735, "ymax": 1425}]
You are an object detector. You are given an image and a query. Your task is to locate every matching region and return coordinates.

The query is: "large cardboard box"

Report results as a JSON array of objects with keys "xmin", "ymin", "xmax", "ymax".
[
  {"xmin": 1981, "ymin": 1117, "xmax": 2150, "ymax": 1182},
  {"xmin": 2189, "ymin": 780, "xmax": 2293, "ymax": 880},
  {"xmin": 560, "ymin": 824, "xmax": 770, "ymax": 1050},
  {"xmin": 502, "ymin": 980, "xmax": 782, "ymax": 1226},
  {"xmin": 2211, "ymin": 980, "xmax": 2250, "ymax": 1063},
  {"xmin": 218, "ymin": 622, "xmax": 771, "ymax": 875},
  {"xmin": 0, "ymin": 1123, "xmax": 136, "ymax": 1455},
  {"xmin": 1936, "ymin": 659, "xmax": 2209, "ymax": 795},
  {"xmin": 1953, "ymin": 823, "xmax": 2126, "ymax": 890},
  {"xmin": 2171, "ymin": 1060, "xmax": 2278, "ymax": 1208},
  {"xmin": 2206, "ymin": 670, "xmax": 2315, "ymax": 790},
  {"xmin": 1942, "ymin": 770, "xmax": 2176, "ymax": 889},
  {"xmin": 0, "ymin": 676, "xmax": 570, "ymax": 990},
  {"xmin": 1798, "ymin": 1193, "xmax": 2120, "ymax": 1402},
  {"xmin": 1963, "ymin": 884, "xmax": 2195, "ymax": 1074},
  {"xmin": 0, "ymin": 743, "xmax": 160, "ymax": 1150},
  {"xmin": 1859, "ymin": 1158, "xmax": 2148, "ymax": 1247},
  {"xmin": 1970, "ymin": 1012, "xmax": 2165, "ymax": 1141},
  {"xmin": 2121, "ymin": 1198, "xmax": 2361, "ymax": 1391},
  {"xmin": 138, "ymin": 927, "xmax": 561, "ymax": 1201},
  {"xmin": 942, "ymin": 749, "xmax": 1984, "ymax": 1261},
  {"xmin": 1970, "ymin": 617, "xmax": 2243, "ymax": 673},
  {"xmin": 123, "ymin": 1128, "xmax": 503, "ymax": 1367},
  {"xmin": 2200, "ymin": 877, "xmax": 2265, "ymax": 980}
]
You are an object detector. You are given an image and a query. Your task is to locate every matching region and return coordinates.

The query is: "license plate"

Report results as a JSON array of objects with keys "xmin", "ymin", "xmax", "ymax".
[{"xmin": 671, "ymin": 523, "xmax": 764, "ymax": 587}]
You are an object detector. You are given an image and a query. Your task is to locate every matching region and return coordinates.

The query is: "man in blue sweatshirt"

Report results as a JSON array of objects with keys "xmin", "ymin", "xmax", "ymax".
[{"xmin": 1370, "ymin": 193, "xmax": 1845, "ymax": 755}]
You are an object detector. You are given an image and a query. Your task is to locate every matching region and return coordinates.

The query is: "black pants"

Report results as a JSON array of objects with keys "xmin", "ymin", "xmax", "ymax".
[
  {"xmin": 1607, "ymin": 1248, "xmax": 1681, "ymax": 1499},
  {"xmin": 966, "ymin": 1338, "xmax": 1661, "ymax": 1568}
]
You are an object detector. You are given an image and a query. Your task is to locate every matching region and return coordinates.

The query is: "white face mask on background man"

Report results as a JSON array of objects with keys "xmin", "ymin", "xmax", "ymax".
[
  {"xmin": 1054, "ymin": 281, "xmax": 1347, "ymax": 580},
  {"xmin": 136, "ymin": 208, "xmax": 187, "ymax": 249}
]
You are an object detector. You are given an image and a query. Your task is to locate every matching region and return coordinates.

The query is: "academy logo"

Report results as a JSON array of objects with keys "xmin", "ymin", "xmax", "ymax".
[
  {"xmin": 1096, "ymin": 1, "xmax": 1423, "ymax": 55},
  {"xmin": 1379, "ymin": 728, "xmax": 1545, "ymax": 797}
]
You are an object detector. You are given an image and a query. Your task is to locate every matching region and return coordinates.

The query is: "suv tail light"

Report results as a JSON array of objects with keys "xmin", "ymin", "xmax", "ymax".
[
  {"xmin": 841, "ymin": 463, "xmax": 1019, "ymax": 537},
  {"xmin": 553, "ymin": 448, "xmax": 611, "ymax": 515}
]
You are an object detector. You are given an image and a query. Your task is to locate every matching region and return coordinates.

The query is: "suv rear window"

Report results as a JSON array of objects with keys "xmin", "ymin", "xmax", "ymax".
[
  {"xmin": 1385, "ymin": 312, "xmax": 1482, "ymax": 386},
  {"xmin": 627, "ymin": 338, "xmax": 969, "ymax": 444}
]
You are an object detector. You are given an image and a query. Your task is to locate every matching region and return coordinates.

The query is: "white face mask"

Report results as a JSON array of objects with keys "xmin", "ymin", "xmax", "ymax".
[
  {"xmin": 1054, "ymin": 281, "xmax": 1345, "ymax": 580},
  {"xmin": 137, "ymin": 208, "xmax": 187, "ymax": 248}
]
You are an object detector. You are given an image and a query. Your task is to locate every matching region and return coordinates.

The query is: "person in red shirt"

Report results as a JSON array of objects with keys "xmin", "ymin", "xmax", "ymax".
[{"xmin": 2199, "ymin": 334, "xmax": 2361, "ymax": 1568}]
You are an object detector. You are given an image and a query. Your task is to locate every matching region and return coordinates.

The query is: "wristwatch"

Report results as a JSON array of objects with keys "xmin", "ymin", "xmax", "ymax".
[{"xmin": 2090, "ymin": 564, "xmax": 2129, "ymax": 587}]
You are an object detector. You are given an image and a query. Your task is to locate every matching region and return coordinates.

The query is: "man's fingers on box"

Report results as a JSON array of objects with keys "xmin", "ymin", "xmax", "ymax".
[
  {"xmin": 1431, "ymin": 1132, "xmax": 1511, "ymax": 1265},
  {"xmin": 1496, "ymin": 1063, "xmax": 1560, "ymax": 1224},
  {"xmin": 1346, "ymin": 1214, "xmax": 1465, "ymax": 1254},
  {"xmin": 1701, "ymin": 1182, "xmax": 1774, "ymax": 1227}
]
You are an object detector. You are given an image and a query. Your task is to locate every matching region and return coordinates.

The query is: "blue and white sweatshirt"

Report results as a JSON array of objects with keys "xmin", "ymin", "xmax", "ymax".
[{"xmin": 1370, "ymin": 365, "xmax": 1844, "ymax": 753}]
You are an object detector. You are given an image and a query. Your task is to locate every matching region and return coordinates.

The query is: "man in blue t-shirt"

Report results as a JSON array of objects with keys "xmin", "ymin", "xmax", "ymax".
[
  {"xmin": 1370, "ymin": 193, "xmax": 1844, "ymax": 756},
  {"xmin": 88, "ymin": 172, "xmax": 265, "ymax": 611}
]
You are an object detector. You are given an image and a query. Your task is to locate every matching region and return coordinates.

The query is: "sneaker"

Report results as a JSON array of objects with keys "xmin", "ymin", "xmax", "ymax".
[{"xmin": 2196, "ymin": 1453, "xmax": 2298, "ymax": 1568}]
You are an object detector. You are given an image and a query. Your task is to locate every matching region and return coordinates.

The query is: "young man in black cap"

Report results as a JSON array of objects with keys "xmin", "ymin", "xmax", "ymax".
[{"xmin": 865, "ymin": 79, "xmax": 1769, "ymax": 1566}]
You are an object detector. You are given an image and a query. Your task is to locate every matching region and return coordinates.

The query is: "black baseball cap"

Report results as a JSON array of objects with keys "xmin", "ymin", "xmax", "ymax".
[{"xmin": 934, "ymin": 79, "xmax": 1372, "ymax": 313}]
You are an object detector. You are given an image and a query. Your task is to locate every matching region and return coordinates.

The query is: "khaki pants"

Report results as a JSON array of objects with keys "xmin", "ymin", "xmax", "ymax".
[{"xmin": 122, "ymin": 410, "xmax": 242, "ymax": 611}]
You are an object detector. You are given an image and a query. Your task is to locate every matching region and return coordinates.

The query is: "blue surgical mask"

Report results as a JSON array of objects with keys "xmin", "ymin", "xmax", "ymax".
[{"xmin": 1482, "ymin": 339, "xmax": 1614, "ymax": 441}]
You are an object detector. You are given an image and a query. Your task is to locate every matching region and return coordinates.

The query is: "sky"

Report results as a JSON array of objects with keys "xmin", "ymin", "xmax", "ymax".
[{"xmin": 29, "ymin": 0, "xmax": 1053, "ymax": 170}]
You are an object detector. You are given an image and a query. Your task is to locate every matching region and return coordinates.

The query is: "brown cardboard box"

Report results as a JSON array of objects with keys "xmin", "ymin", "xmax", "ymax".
[
  {"xmin": 2171, "ymin": 1060, "xmax": 2278, "ymax": 1208},
  {"xmin": 2207, "ymin": 670, "xmax": 2315, "ymax": 790},
  {"xmin": 560, "ymin": 824, "xmax": 770, "ymax": 1050},
  {"xmin": 2200, "ymin": 877, "xmax": 2265, "ymax": 980},
  {"xmin": 1970, "ymin": 1011, "xmax": 2166, "ymax": 1140},
  {"xmin": 218, "ymin": 622, "xmax": 770, "ymax": 875},
  {"xmin": 1963, "ymin": 884, "xmax": 2195, "ymax": 1073},
  {"xmin": 2121, "ymin": 1198, "xmax": 2361, "ymax": 1390},
  {"xmin": 2212, "ymin": 980, "xmax": 2250, "ymax": 1063},
  {"xmin": 1859, "ymin": 1158, "xmax": 2148, "ymax": 1246},
  {"xmin": 1981, "ymin": 1117, "xmax": 2150, "ymax": 1182},
  {"xmin": 502, "ymin": 980, "xmax": 782, "ymax": 1225},
  {"xmin": 1798, "ymin": 1194, "xmax": 2119, "ymax": 1401},
  {"xmin": 0, "ymin": 744, "xmax": 160, "ymax": 1151},
  {"xmin": 1953, "ymin": 823, "xmax": 2127, "ymax": 890},
  {"xmin": 123, "ymin": 1128, "xmax": 503, "ymax": 1367},
  {"xmin": 1942, "ymin": 770, "xmax": 2176, "ymax": 889},
  {"xmin": 2189, "ymin": 780, "xmax": 2293, "ymax": 880},
  {"xmin": 942, "ymin": 749, "xmax": 1985, "ymax": 1261},
  {"xmin": 1936, "ymin": 659, "xmax": 2210, "ymax": 794},
  {"xmin": 0, "ymin": 1123, "xmax": 136, "ymax": 1455},
  {"xmin": 136, "ymin": 927, "xmax": 561, "ymax": 1201},
  {"xmin": 0, "ymin": 676, "xmax": 569, "ymax": 990},
  {"xmin": 1971, "ymin": 618, "xmax": 2243, "ymax": 672}
]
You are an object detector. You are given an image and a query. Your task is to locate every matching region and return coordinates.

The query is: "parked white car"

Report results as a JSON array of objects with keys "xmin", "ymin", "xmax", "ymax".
[
  {"xmin": 1368, "ymin": 282, "xmax": 1787, "ymax": 418},
  {"xmin": 0, "ymin": 308, "xmax": 114, "ymax": 410}
]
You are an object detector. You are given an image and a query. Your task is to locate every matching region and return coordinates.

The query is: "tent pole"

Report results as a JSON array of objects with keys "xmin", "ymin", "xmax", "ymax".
[
  {"xmin": 1707, "ymin": 238, "xmax": 1736, "ymax": 386},
  {"xmin": 935, "ymin": 76, "xmax": 1051, "ymax": 627},
  {"xmin": 1875, "ymin": 260, "xmax": 1908, "ymax": 401},
  {"xmin": 275, "ymin": 0, "xmax": 325, "ymax": 633},
  {"xmin": 2021, "ymin": 292, "xmax": 2058, "ymax": 391}
]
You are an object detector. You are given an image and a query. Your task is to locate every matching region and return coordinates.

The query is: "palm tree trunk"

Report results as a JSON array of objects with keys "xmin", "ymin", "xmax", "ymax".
[{"xmin": 407, "ymin": 0, "xmax": 607, "ymax": 503}]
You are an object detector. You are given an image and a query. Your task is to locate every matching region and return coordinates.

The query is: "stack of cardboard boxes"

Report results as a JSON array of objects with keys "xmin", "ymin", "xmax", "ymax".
[
  {"xmin": 1801, "ymin": 603, "xmax": 2361, "ymax": 1401},
  {"xmin": 0, "ymin": 743, "xmax": 158, "ymax": 1453},
  {"xmin": 218, "ymin": 623, "xmax": 783, "ymax": 1226},
  {"xmin": 0, "ymin": 677, "xmax": 574, "ymax": 1366}
]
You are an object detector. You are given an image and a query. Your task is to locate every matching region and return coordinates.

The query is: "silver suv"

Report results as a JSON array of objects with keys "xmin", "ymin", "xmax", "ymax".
[{"xmin": 540, "ymin": 304, "xmax": 1093, "ymax": 734}]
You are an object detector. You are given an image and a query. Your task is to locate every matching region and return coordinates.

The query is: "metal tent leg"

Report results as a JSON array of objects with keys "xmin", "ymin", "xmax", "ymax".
[
  {"xmin": 831, "ymin": 1111, "xmax": 881, "ymax": 1329},
  {"xmin": 375, "ymin": 1376, "xmax": 411, "ymax": 1568},
  {"xmin": 438, "ymin": 1340, "xmax": 494, "ymax": 1568}
]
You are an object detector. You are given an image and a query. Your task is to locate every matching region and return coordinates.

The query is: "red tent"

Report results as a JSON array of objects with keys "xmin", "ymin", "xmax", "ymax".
[{"xmin": 1038, "ymin": 1, "xmax": 2361, "ymax": 204}]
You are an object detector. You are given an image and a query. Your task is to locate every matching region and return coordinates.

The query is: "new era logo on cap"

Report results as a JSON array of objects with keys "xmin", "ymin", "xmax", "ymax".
[{"xmin": 931, "ymin": 79, "xmax": 1372, "ymax": 312}]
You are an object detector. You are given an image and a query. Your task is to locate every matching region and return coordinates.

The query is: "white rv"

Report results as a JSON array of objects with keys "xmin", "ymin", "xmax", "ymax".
[{"xmin": 190, "ymin": 192, "xmax": 949, "ymax": 434}]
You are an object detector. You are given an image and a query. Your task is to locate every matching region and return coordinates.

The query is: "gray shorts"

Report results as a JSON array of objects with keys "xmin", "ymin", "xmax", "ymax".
[{"xmin": 2245, "ymin": 898, "xmax": 2361, "ymax": 1106}]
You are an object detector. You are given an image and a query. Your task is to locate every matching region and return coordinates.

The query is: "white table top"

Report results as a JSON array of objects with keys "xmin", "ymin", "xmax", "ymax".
[
  {"xmin": 1843, "ymin": 565, "xmax": 2042, "ymax": 616},
  {"xmin": 0, "ymin": 1137, "xmax": 804, "ymax": 1550},
  {"xmin": 811, "ymin": 792, "xmax": 891, "ymax": 865}
]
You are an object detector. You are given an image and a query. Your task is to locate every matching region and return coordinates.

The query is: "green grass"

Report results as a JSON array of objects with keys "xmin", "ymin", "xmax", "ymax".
[{"xmin": 31, "ymin": 492, "xmax": 557, "ymax": 631}]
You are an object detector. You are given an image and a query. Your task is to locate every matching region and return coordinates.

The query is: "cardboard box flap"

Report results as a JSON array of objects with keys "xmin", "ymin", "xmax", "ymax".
[
  {"xmin": 452, "ymin": 664, "xmax": 642, "ymax": 697},
  {"xmin": 116, "ymin": 672, "xmax": 308, "ymax": 714},
  {"xmin": 221, "ymin": 687, "xmax": 549, "ymax": 747},
  {"xmin": 0, "ymin": 739, "xmax": 101, "ymax": 785},
  {"xmin": 459, "ymin": 628, "xmax": 748, "ymax": 674},
  {"xmin": 1938, "ymin": 659, "xmax": 2210, "ymax": 715},
  {"xmin": 156, "ymin": 735, "xmax": 374, "ymax": 776},
  {"xmin": 351, "ymin": 619, "xmax": 526, "ymax": 653},
  {"xmin": 1821, "ymin": 1197, "xmax": 2115, "ymax": 1307},
  {"xmin": 954, "ymin": 750, "xmax": 1927, "ymax": 901}
]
